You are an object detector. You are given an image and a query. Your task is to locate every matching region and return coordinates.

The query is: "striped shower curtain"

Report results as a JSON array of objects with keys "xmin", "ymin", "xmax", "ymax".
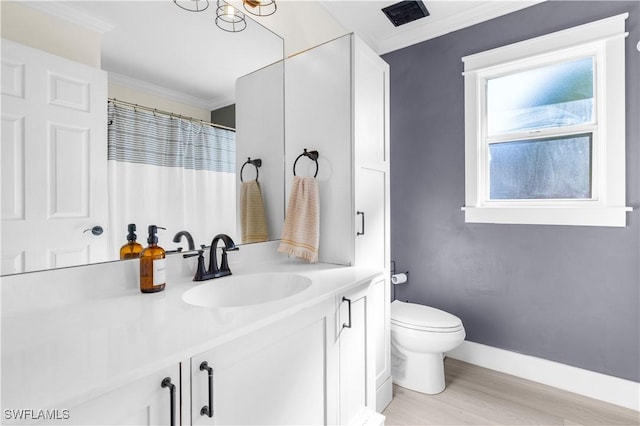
[{"xmin": 107, "ymin": 102, "xmax": 236, "ymax": 255}]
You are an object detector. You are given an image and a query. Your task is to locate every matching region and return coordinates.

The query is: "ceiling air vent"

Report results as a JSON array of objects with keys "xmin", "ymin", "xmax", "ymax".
[{"xmin": 382, "ymin": 1, "xmax": 430, "ymax": 27}]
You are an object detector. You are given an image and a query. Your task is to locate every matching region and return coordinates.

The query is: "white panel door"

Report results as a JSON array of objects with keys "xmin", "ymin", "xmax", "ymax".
[{"xmin": 1, "ymin": 40, "xmax": 108, "ymax": 274}]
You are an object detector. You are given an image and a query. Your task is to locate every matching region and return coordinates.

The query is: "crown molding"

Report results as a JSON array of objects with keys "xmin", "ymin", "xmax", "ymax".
[
  {"xmin": 108, "ymin": 72, "xmax": 233, "ymax": 112},
  {"xmin": 17, "ymin": 1, "xmax": 114, "ymax": 34},
  {"xmin": 376, "ymin": 1, "xmax": 545, "ymax": 55}
]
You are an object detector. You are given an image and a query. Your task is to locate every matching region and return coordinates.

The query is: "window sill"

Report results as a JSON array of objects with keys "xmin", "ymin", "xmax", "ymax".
[{"xmin": 461, "ymin": 206, "xmax": 632, "ymax": 227}]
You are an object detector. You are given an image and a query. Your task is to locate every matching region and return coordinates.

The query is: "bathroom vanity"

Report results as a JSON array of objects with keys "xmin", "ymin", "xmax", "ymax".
[
  {"xmin": 1, "ymin": 9, "xmax": 391, "ymax": 423},
  {"xmin": 1, "ymin": 244, "xmax": 385, "ymax": 425}
]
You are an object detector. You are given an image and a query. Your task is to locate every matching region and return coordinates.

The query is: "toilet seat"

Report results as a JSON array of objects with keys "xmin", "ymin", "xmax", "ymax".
[{"xmin": 391, "ymin": 300, "xmax": 463, "ymax": 333}]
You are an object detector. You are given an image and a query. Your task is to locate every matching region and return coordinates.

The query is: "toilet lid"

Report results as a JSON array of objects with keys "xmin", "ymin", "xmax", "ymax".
[{"xmin": 391, "ymin": 300, "xmax": 462, "ymax": 331}]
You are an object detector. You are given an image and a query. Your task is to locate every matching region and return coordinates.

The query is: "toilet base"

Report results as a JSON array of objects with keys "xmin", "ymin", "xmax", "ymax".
[{"xmin": 391, "ymin": 344, "xmax": 446, "ymax": 395}]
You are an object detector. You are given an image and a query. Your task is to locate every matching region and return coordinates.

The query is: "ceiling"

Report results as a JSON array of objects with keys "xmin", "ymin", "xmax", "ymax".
[
  {"xmin": 317, "ymin": 0, "xmax": 544, "ymax": 55},
  {"xmin": 26, "ymin": 1, "xmax": 543, "ymax": 111},
  {"xmin": 26, "ymin": 1, "xmax": 284, "ymax": 110}
]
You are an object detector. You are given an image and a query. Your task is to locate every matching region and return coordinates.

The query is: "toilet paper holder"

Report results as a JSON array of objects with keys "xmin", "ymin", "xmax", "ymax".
[{"xmin": 390, "ymin": 260, "xmax": 409, "ymax": 285}]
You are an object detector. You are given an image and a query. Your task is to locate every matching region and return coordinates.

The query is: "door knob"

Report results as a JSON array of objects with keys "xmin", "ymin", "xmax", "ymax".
[{"xmin": 83, "ymin": 226, "xmax": 103, "ymax": 236}]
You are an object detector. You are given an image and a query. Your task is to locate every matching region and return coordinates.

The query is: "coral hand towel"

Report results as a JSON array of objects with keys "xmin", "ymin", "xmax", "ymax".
[
  {"xmin": 240, "ymin": 180, "xmax": 268, "ymax": 243},
  {"xmin": 278, "ymin": 176, "xmax": 320, "ymax": 263}
]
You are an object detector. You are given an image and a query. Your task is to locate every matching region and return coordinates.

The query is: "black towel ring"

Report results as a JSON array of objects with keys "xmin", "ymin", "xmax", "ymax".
[
  {"xmin": 240, "ymin": 157, "xmax": 262, "ymax": 182},
  {"xmin": 293, "ymin": 149, "xmax": 319, "ymax": 178}
]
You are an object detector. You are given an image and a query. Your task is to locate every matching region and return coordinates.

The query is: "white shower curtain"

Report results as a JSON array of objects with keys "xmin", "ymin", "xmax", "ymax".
[{"xmin": 107, "ymin": 102, "xmax": 236, "ymax": 256}]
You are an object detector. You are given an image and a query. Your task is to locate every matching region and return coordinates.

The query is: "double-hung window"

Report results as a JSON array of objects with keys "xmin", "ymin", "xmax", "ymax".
[{"xmin": 462, "ymin": 13, "xmax": 630, "ymax": 226}]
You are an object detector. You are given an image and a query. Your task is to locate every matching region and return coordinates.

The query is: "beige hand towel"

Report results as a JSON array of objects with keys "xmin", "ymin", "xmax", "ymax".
[
  {"xmin": 278, "ymin": 176, "xmax": 320, "ymax": 263},
  {"xmin": 240, "ymin": 180, "xmax": 268, "ymax": 244}
]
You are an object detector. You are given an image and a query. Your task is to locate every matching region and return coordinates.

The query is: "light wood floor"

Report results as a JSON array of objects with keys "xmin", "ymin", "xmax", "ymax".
[{"xmin": 382, "ymin": 358, "xmax": 639, "ymax": 425}]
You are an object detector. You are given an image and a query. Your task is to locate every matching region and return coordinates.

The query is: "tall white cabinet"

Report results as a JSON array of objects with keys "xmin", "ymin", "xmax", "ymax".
[{"xmin": 285, "ymin": 34, "xmax": 392, "ymax": 412}]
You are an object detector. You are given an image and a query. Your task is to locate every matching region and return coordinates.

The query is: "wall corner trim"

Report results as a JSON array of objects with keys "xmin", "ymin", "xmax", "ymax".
[
  {"xmin": 19, "ymin": 1, "xmax": 114, "ymax": 34},
  {"xmin": 447, "ymin": 341, "xmax": 640, "ymax": 412}
]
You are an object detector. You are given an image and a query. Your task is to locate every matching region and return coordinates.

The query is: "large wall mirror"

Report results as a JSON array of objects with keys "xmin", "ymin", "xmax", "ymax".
[{"xmin": 1, "ymin": 1, "xmax": 285, "ymax": 276}]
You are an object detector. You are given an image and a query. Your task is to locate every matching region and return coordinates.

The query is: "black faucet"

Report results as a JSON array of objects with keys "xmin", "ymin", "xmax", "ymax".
[
  {"xmin": 208, "ymin": 234, "xmax": 239, "ymax": 278},
  {"xmin": 173, "ymin": 230, "xmax": 195, "ymax": 251},
  {"xmin": 186, "ymin": 234, "xmax": 239, "ymax": 281}
]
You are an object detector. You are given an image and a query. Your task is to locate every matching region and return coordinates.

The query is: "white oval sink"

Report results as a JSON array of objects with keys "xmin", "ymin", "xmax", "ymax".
[{"xmin": 182, "ymin": 272, "xmax": 312, "ymax": 308}]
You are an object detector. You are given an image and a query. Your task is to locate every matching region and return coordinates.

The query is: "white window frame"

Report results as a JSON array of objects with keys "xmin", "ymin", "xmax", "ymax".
[{"xmin": 462, "ymin": 13, "xmax": 631, "ymax": 227}]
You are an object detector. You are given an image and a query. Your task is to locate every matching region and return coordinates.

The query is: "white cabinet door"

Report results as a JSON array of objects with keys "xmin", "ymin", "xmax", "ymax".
[
  {"xmin": 354, "ymin": 167, "xmax": 386, "ymax": 268},
  {"xmin": 353, "ymin": 36, "xmax": 388, "ymax": 167},
  {"xmin": 337, "ymin": 284, "xmax": 376, "ymax": 425},
  {"xmin": 191, "ymin": 302, "xmax": 331, "ymax": 425},
  {"xmin": 370, "ymin": 275, "xmax": 392, "ymax": 411},
  {"xmin": 61, "ymin": 364, "xmax": 182, "ymax": 425},
  {"xmin": 1, "ymin": 40, "xmax": 108, "ymax": 274}
]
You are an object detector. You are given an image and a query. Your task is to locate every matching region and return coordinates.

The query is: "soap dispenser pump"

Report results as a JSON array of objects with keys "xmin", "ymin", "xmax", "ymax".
[
  {"xmin": 139, "ymin": 225, "xmax": 167, "ymax": 293},
  {"xmin": 120, "ymin": 223, "xmax": 143, "ymax": 260}
]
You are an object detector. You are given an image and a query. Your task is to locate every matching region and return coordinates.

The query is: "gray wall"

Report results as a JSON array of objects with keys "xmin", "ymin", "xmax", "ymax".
[
  {"xmin": 211, "ymin": 104, "xmax": 236, "ymax": 129},
  {"xmin": 383, "ymin": 1, "xmax": 639, "ymax": 382}
]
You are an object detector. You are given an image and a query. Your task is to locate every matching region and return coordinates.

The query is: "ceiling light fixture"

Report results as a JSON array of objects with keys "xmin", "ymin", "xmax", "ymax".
[
  {"xmin": 174, "ymin": 0, "xmax": 258, "ymax": 33},
  {"xmin": 215, "ymin": 0, "xmax": 247, "ymax": 32},
  {"xmin": 173, "ymin": 0, "xmax": 209, "ymax": 13},
  {"xmin": 243, "ymin": 0, "xmax": 277, "ymax": 17}
]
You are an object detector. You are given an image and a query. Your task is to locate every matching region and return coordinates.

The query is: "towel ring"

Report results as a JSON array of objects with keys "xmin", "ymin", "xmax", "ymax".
[
  {"xmin": 240, "ymin": 157, "xmax": 262, "ymax": 182},
  {"xmin": 293, "ymin": 149, "xmax": 319, "ymax": 178}
]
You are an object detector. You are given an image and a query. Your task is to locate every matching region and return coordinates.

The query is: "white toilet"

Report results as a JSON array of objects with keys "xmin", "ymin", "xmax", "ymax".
[{"xmin": 390, "ymin": 300, "xmax": 465, "ymax": 395}]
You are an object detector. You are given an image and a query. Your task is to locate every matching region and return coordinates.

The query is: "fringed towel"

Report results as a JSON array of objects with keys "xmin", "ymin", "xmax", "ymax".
[
  {"xmin": 240, "ymin": 180, "xmax": 268, "ymax": 244},
  {"xmin": 278, "ymin": 176, "xmax": 319, "ymax": 263}
]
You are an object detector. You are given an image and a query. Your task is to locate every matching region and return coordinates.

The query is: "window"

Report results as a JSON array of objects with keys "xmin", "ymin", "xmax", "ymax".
[{"xmin": 462, "ymin": 13, "xmax": 630, "ymax": 226}]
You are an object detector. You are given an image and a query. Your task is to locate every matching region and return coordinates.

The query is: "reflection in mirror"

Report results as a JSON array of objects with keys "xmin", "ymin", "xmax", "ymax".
[
  {"xmin": 236, "ymin": 59, "xmax": 285, "ymax": 244},
  {"xmin": 107, "ymin": 99, "xmax": 237, "ymax": 259},
  {"xmin": 0, "ymin": 1, "xmax": 285, "ymax": 276}
]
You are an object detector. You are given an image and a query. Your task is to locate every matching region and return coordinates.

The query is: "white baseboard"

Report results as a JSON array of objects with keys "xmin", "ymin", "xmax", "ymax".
[
  {"xmin": 447, "ymin": 341, "xmax": 640, "ymax": 412},
  {"xmin": 376, "ymin": 376, "xmax": 393, "ymax": 413}
]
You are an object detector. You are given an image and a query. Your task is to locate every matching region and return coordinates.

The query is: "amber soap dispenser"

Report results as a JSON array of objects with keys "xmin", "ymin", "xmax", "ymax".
[
  {"xmin": 120, "ymin": 223, "xmax": 143, "ymax": 260},
  {"xmin": 139, "ymin": 225, "xmax": 166, "ymax": 293}
]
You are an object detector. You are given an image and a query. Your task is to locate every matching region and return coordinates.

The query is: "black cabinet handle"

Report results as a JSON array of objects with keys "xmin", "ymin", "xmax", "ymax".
[
  {"xmin": 200, "ymin": 361, "xmax": 214, "ymax": 417},
  {"xmin": 356, "ymin": 211, "xmax": 365, "ymax": 236},
  {"xmin": 161, "ymin": 377, "xmax": 176, "ymax": 426},
  {"xmin": 342, "ymin": 297, "xmax": 352, "ymax": 329}
]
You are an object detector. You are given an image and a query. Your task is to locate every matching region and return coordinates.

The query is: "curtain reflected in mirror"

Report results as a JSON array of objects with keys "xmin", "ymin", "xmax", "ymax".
[{"xmin": 107, "ymin": 101, "xmax": 237, "ymax": 255}]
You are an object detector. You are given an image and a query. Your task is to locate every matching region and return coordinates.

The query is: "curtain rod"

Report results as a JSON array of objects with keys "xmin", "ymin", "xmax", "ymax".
[{"xmin": 108, "ymin": 98, "xmax": 235, "ymax": 132}]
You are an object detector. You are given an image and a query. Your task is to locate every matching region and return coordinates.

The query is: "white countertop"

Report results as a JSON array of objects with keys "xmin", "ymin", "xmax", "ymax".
[{"xmin": 1, "ymin": 257, "xmax": 381, "ymax": 411}]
